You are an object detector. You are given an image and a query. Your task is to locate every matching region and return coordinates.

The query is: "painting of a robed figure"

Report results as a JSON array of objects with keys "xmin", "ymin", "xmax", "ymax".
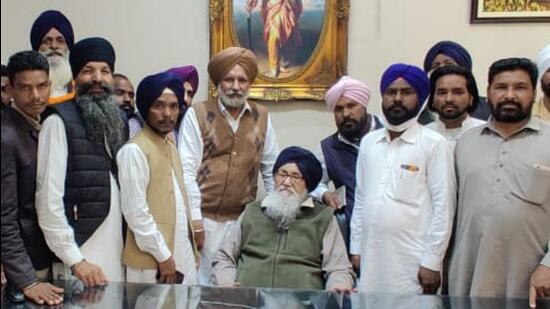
[{"xmin": 233, "ymin": 0, "xmax": 326, "ymax": 79}]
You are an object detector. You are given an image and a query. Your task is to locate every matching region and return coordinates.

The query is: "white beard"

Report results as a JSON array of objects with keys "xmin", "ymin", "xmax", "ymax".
[
  {"xmin": 47, "ymin": 54, "xmax": 72, "ymax": 97},
  {"xmin": 263, "ymin": 188, "xmax": 307, "ymax": 230},
  {"xmin": 217, "ymin": 84, "xmax": 248, "ymax": 109}
]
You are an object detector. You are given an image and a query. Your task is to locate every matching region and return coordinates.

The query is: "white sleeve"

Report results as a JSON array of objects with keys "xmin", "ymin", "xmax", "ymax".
[
  {"xmin": 117, "ymin": 144, "xmax": 171, "ymax": 263},
  {"xmin": 349, "ymin": 140, "xmax": 367, "ymax": 255},
  {"xmin": 35, "ymin": 115, "xmax": 84, "ymax": 267},
  {"xmin": 177, "ymin": 108, "xmax": 204, "ymax": 221},
  {"xmin": 260, "ymin": 114, "xmax": 278, "ymax": 193},
  {"xmin": 310, "ymin": 145, "xmax": 330, "ymax": 201},
  {"xmin": 421, "ymin": 138, "xmax": 456, "ymax": 271}
]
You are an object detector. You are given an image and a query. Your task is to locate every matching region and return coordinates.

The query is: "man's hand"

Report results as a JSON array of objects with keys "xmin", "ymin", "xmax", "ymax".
[
  {"xmin": 245, "ymin": 0, "xmax": 257, "ymax": 13},
  {"xmin": 350, "ymin": 255, "xmax": 361, "ymax": 275},
  {"xmin": 327, "ymin": 285, "xmax": 353, "ymax": 294},
  {"xmin": 192, "ymin": 219, "xmax": 205, "ymax": 251},
  {"xmin": 158, "ymin": 256, "xmax": 177, "ymax": 284},
  {"xmin": 23, "ymin": 282, "xmax": 64, "ymax": 305},
  {"xmin": 322, "ymin": 192, "xmax": 340, "ymax": 209},
  {"xmin": 529, "ymin": 265, "xmax": 550, "ymax": 308},
  {"xmin": 418, "ymin": 266, "xmax": 440, "ymax": 294},
  {"xmin": 72, "ymin": 260, "xmax": 108, "ymax": 288}
]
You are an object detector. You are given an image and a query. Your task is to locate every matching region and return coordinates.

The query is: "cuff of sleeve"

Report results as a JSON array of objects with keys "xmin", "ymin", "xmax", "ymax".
[
  {"xmin": 541, "ymin": 252, "xmax": 550, "ymax": 268},
  {"xmin": 154, "ymin": 245, "xmax": 172, "ymax": 263},
  {"xmin": 349, "ymin": 241, "xmax": 361, "ymax": 255},
  {"xmin": 420, "ymin": 253, "xmax": 442, "ymax": 271},
  {"xmin": 310, "ymin": 187, "xmax": 328, "ymax": 201},
  {"xmin": 191, "ymin": 208, "xmax": 202, "ymax": 221},
  {"xmin": 62, "ymin": 246, "xmax": 85, "ymax": 268}
]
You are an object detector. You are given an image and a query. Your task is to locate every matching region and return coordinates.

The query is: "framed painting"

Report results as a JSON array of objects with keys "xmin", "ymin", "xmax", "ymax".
[
  {"xmin": 471, "ymin": 0, "xmax": 550, "ymax": 23},
  {"xmin": 209, "ymin": 0, "xmax": 350, "ymax": 101}
]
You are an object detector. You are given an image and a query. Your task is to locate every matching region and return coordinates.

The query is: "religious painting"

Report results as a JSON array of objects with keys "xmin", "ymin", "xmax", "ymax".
[
  {"xmin": 471, "ymin": 0, "xmax": 550, "ymax": 23},
  {"xmin": 209, "ymin": 0, "xmax": 350, "ymax": 101}
]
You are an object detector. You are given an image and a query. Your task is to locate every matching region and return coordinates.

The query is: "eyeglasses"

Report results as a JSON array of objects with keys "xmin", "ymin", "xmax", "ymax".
[{"xmin": 275, "ymin": 171, "xmax": 303, "ymax": 182}]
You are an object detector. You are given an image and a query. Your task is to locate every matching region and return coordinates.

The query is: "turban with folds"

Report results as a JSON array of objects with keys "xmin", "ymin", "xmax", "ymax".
[
  {"xmin": 380, "ymin": 63, "xmax": 430, "ymax": 105},
  {"xmin": 325, "ymin": 76, "xmax": 371, "ymax": 111},
  {"xmin": 136, "ymin": 71, "xmax": 184, "ymax": 122},
  {"xmin": 69, "ymin": 37, "xmax": 115, "ymax": 78},
  {"xmin": 423, "ymin": 41, "xmax": 472, "ymax": 72},
  {"xmin": 207, "ymin": 47, "xmax": 257, "ymax": 86},
  {"xmin": 30, "ymin": 10, "xmax": 74, "ymax": 51},
  {"xmin": 273, "ymin": 146, "xmax": 322, "ymax": 193},
  {"xmin": 536, "ymin": 44, "xmax": 550, "ymax": 85},
  {"xmin": 167, "ymin": 65, "xmax": 199, "ymax": 97}
]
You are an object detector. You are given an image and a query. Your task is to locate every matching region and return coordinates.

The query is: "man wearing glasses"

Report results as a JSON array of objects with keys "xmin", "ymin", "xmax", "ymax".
[{"xmin": 211, "ymin": 146, "xmax": 354, "ymax": 292}]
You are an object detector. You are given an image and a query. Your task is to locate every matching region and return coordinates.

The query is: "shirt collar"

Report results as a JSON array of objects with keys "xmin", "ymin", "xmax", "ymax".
[
  {"xmin": 482, "ymin": 116, "xmax": 542, "ymax": 137},
  {"xmin": 10, "ymin": 102, "xmax": 41, "ymax": 131},
  {"xmin": 217, "ymin": 98, "xmax": 251, "ymax": 119},
  {"xmin": 377, "ymin": 122, "xmax": 420, "ymax": 144}
]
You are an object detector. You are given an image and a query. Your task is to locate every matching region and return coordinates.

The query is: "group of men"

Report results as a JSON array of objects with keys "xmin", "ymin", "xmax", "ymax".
[{"xmin": 1, "ymin": 8, "xmax": 549, "ymax": 309}]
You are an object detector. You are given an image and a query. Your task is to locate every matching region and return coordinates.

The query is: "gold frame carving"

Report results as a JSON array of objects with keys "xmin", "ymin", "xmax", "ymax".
[{"xmin": 209, "ymin": 0, "xmax": 349, "ymax": 101}]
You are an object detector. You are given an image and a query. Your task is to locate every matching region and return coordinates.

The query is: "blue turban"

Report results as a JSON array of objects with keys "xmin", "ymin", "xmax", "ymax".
[
  {"xmin": 423, "ymin": 41, "xmax": 472, "ymax": 72},
  {"xmin": 69, "ymin": 37, "xmax": 115, "ymax": 78},
  {"xmin": 30, "ymin": 10, "xmax": 74, "ymax": 51},
  {"xmin": 136, "ymin": 71, "xmax": 184, "ymax": 122},
  {"xmin": 380, "ymin": 63, "xmax": 430, "ymax": 105},
  {"xmin": 273, "ymin": 146, "xmax": 322, "ymax": 193}
]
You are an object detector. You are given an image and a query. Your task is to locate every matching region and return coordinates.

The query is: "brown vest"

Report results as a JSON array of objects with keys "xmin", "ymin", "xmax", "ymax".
[
  {"xmin": 194, "ymin": 99, "xmax": 268, "ymax": 221},
  {"xmin": 122, "ymin": 125, "xmax": 198, "ymax": 269}
]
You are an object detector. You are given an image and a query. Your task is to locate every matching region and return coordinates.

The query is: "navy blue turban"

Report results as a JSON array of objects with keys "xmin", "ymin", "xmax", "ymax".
[
  {"xmin": 30, "ymin": 10, "xmax": 74, "ymax": 51},
  {"xmin": 69, "ymin": 37, "xmax": 115, "ymax": 78},
  {"xmin": 273, "ymin": 146, "xmax": 322, "ymax": 193},
  {"xmin": 136, "ymin": 71, "xmax": 184, "ymax": 122},
  {"xmin": 380, "ymin": 63, "xmax": 430, "ymax": 105},
  {"xmin": 423, "ymin": 41, "xmax": 473, "ymax": 72}
]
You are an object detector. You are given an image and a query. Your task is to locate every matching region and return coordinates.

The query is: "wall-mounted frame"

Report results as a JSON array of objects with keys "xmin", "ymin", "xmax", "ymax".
[
  {"xmin": 209, "ymin": 0, "xmax": 350, "ymax": 101},
  {"xmin": 471, "ymin": 0, "xmax": 550, "ymax": 23}
]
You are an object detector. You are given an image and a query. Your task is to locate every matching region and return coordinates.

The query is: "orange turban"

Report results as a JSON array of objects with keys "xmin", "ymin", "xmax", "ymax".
[{"xmin": 207, "ymin": 47, "xmax": 257, "ymax": 86}]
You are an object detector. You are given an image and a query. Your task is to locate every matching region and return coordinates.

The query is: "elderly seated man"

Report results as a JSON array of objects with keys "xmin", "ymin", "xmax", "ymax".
[{"xmin": 212, "ymin": 146, "xmax": 354, "ymax": 292}]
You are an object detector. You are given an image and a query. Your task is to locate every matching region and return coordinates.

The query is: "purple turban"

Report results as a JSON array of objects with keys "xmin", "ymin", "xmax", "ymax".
[
  {"xmin": 136, "ymin": 71, "xmax": 184, "ymax": 122},
  {"xmin": 325, "ymin": 76, "xmax": 371, "ymax": 111},
  {"xmin": 273, "ymin": 146, "xmax": 322, "ymax": 193},
  {"xmin": 69, "ymin": 37, "xmax": 115, "ymax": 78},
  {"xmin": 423, "ymin": 41, "xmax": 472, "ymax": 72},
  {"xmin": 167, "ymin": 66, "xmax": 199, "ymax": 97},
  {"xmin": 380, "ymin": 63, "xmax": 430, "ymax": 105},
  {"xmin": 30, "ymin": 10, "xmax": 74, "ymax": 51}
]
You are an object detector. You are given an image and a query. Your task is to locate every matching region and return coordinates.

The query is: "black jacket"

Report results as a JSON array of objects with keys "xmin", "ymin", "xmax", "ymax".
[{"xmin": 1, "ymin": 106, "xmax": 52, "ymax": 290}]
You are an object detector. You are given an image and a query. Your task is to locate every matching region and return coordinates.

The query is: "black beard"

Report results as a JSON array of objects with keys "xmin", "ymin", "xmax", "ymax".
[
  {"xmin": 437, "ymin": 103, "xmax": 468, "ymax": 120},
  {"xmin": 489, "ymin": 99, "xmax": 533, "ymax": 123},
  {"xmin": 338, "ymin": 114, "xmax": 369, "ymax": 141},
  {"xmin": 542, "ymin": 82, "xmax": 550, "ymax": 98},
  {"xmin": 383, "ymin": 102, "xmax": 419, "ymax": 125},
  {"xmin": 75, "ymin": 82, "xmax": 126, "ymax": 155},
  {"xmin": 119, "ymin": 105, "xmax": 135, "ymax": 119}
]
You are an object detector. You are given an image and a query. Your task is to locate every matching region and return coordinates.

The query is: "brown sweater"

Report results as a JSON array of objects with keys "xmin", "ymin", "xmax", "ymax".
[{"xmin": 194, "ymin": 99, "xmax": 268, "ymax": 221}]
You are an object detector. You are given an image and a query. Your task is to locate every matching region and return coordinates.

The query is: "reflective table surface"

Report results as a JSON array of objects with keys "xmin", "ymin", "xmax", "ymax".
[{"xmin": 2, "ymin": 280, "xmax": 549, "ymax": 308}]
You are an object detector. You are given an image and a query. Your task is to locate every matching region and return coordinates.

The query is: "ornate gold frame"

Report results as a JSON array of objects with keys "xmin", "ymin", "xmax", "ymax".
[{"xmin": 209, "ymin": 0, "xmax": 350, "ymax": 101}]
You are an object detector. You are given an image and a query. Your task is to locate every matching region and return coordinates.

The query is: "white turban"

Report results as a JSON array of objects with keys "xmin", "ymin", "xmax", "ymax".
[{"xmin": 536, "ymin": 44, "xmax": 550, "ymax": 85}]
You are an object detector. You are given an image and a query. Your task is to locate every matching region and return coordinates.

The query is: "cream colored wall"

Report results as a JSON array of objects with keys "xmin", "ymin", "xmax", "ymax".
[{"xmin": 2, "ymin": 0, "xmax": 548, "ymax": 150}]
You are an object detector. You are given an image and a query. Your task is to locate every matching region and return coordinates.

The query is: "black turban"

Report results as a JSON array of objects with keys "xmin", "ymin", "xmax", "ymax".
[
  {"xmin": 273, "ymin": 146, "xmax": 322, "ymax": 193},
  {"xmin": 30, "ymin": 10, "xmax": 74, "ymax": 51},
  {"xmin": 136, "ymin": 71, "xmax": 184, "ymax": 122},
  {"xmin": 69, "ymin": 37, "xmax": 115, "ymax": 78},
  {"xmin": 423, "ymin": 41, "xmax": 472, "ymax": 72}
]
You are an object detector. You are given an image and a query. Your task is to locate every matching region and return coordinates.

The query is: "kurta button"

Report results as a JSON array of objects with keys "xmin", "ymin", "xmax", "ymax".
[
  {"xmin": 496, "ymin": 178, "xmax": 501, "ymax": 183},
  {"xmin": 232, "ymin": 151, "xmax": 237, "ymax": 156}
]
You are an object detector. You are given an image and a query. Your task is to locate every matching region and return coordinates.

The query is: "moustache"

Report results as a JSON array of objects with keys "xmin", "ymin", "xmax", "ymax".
[
  {"xmin": 78, "ymin": 81, "xmax": 113, "ymax": 96},
  {"xmin": 42, "ymin": 49, "xmax": 66, "ymax": 58},
  {"xmin": 496, "ymin": 100, "xmax": 522, "ymax": 110}
]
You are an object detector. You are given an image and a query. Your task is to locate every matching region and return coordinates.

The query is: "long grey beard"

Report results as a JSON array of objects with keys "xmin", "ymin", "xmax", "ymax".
[
  {"xmin": 75, "ymin": 88, "xmax": 125, "ymax": 156},
  {"xmin": 217, "ymin": 84, "xmax": 248, "ymax": 109},
  {"xmin": 43, "ymin": 51, "xmax": 72, "ymax": 96},
  {"xmin": 263, "ymin": 189, "xmax": 307, "ymax": 231}
]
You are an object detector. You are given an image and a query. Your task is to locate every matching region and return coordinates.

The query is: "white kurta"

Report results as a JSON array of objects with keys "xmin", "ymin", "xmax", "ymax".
[
  {"xmin": 425, "ymin": 116, "xmax": 485, "ymax": 149},
  {"xmin": 349, "ymin": 123, "xmax": 455, "ymax": 294},
  {"xmin": 117, "ymin": 143, "xmax": 197, "ymax": 285},
  {"xmin": 178, "ymin": 100, "xmax": 279, "ymax": 285},
  {"xmin": 35, "ymin": 114, "xmax": 124, "ymax": 282}
]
